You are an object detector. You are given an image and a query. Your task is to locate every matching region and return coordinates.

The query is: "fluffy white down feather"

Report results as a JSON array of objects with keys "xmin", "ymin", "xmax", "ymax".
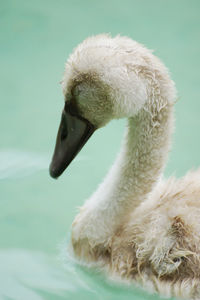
[{"xmin": 60, "ymin": 34, "xmax": 200, "ymax": 299}]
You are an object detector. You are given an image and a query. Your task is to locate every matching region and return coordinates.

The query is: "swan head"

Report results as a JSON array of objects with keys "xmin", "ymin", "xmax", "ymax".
[
  {"xmin": 61, "ymin": 34, "xmax": 150, "ymax": 124},
  {"xmin": 49, "ymin": 34, "xmax": 173, "ymax": 178}
]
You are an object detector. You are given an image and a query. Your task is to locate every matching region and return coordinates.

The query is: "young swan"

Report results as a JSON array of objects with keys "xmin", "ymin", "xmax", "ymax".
[{"xmin": 50, "ymin": 35, "xmax": 200, "ymax": 299}]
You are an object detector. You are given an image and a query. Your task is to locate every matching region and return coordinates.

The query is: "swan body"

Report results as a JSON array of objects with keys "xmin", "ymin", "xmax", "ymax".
[{"xmin": 50, "ymin": 34, "xmax": 200, "ymax": 299}]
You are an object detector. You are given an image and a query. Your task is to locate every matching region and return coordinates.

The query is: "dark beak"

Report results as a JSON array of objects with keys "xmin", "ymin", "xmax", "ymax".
[{"xmin": 49, "ymin": 103, "xmax": 95, "ymax": 179}]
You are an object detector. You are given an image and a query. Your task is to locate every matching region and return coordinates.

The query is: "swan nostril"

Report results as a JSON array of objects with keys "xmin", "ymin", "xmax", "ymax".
[{"xmin": 60, "ymin": 126, "xmax": 68, "ymax": 141}]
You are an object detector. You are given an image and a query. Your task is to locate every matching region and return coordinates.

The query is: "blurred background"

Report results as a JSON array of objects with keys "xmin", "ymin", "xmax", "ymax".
[{"xmin": 0, "ymin": 0, "xmax": 200, "ymax": 299}]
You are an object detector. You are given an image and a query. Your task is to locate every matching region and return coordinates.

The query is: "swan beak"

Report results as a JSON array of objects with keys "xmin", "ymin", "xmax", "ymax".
[{"xmin": 49, "ymin": 103, "xmax": 95, "ymax": 179}]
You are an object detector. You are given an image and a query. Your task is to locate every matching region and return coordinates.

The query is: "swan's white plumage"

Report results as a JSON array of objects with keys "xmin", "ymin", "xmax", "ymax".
[{"xmin": 60, "ymin": 34, "xmax": 200, "ymax": 299}]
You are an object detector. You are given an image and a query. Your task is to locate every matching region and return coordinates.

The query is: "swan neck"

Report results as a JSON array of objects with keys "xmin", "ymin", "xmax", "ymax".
[{"xmin": 84, "ymin": 102, "xmax": 174, "ymax": 241}]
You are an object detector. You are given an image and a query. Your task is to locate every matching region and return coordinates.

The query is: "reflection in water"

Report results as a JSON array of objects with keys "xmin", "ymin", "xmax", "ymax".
[
  {"xmin": 0, "ymin": 249, "xmax": 97, "ymax": 300},
  {"xmin": 0, "ymin": 248, "xmax": 165, "ymax": 300}
]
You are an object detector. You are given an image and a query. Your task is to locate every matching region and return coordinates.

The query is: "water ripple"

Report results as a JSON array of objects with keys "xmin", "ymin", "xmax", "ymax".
[
  {"xmin": 0, "ymin": 150, "xmax": 49, "ymax": 179},
  {"xmin": 0, "ymin": 150, "xmax": 89, "ymax": 180}
]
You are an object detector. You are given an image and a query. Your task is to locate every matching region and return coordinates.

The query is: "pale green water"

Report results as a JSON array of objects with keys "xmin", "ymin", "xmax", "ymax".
[{"xmin": 0, "ymin": 0, "xmax": 200, "ymax": 299}]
